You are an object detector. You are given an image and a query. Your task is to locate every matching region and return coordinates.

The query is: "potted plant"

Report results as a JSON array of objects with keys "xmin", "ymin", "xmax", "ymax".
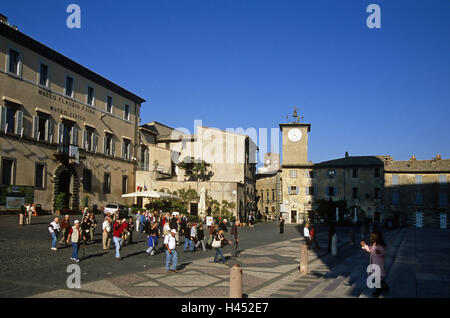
[{"xmin": 55, "ymin": 192, "xmax": 68, "ymax": 216}]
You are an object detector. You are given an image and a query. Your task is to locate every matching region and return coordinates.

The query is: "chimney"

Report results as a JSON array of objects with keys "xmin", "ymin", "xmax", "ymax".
[
  {"xmin": 410, "ymin": 155, "xmax": 416, "ymax": 161},
  {"xmin": 0, "ymin": 14, "xmax": 8, "ymax": 23},
  {"xmin": 345, "ymin": 152, "xmax": 349, "ymax": 158},
  {"xmin": 435, "ymin": 154, "xmax": 442, "ymax": 160}
]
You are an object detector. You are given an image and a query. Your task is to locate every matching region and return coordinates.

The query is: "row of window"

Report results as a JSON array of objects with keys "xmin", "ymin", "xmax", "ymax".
[
  {"xmin": 287, "ymin": 185, "xmax": 382, "ymax": 200},
  {"xmin": 391, "ymin": 174, "xmax": 447, "ymax": 185},
  {"xmin": 1, "ymin": 159, "xmax": 47, "ymax": 188},
  {"xmin": 82, "ymin": 169, "xmax": 128, "ymax": 195},
  {"xmin": 5, "ymin": 48, "xmax": 131, "ymax": 120},
  {"xmin": 0, "ymin": 106, "xmax": 133, "ymax": 161},
  {"xmin": 289, "ymin": 168, "xmax": 382, "ymax": 179},
  {"xmin": 260, "ymin": 189, "xmax": 276, "ymax": 202},
  {"xmin": 391, "ymin": 191, "xmax": 448, "ymax": 206},
  {"xmin": 1, "ymin": 158, "xmax": 129, "ymax": 195}
]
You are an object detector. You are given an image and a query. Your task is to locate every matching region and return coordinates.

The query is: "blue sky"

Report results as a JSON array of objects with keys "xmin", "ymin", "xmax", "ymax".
[{"xmin": 2, "ymin": 0, "xmax": 449, "ymax": 164}]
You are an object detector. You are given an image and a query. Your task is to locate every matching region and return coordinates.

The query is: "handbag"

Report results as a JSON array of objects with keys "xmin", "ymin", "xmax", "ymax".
[{"xmin": 212, "ymin": 238, "xmax": 221, "ymax": 248}]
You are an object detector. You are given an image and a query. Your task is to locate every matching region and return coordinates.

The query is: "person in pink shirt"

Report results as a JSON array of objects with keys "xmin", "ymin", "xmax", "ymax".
[{"xmin": 361, "ymin": 232, "xmax": 390, "ymax": 297}]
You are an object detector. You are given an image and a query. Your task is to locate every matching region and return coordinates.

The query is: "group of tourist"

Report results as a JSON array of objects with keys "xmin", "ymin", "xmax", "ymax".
[
  {"xmin": 47, "ymin": 209, "xmax": 241, "ymax": 271},
  {"xmin": 45, "ymin": 207, "xmax": 391, "ymax": 297},
  {"xmin": 19, "ymin": 203, "xmax": 35, "ymax": 225}
]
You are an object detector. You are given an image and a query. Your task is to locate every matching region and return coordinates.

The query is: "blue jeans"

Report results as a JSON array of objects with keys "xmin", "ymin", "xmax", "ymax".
[
  {"xmin": 71, "ymin": 243, "xmax": 79, "ymax": 260},
  {"xmin": 165, "ymin": 250, "xmax": 178, "ymax": 271},
  {"xmin": 214, "ymin": 248, "xmax": 225, "ymax": 263},
  {"xmin": 51, "ymin": 232, "xmax": 57, "ymax": 248},
  {"xmin": 113, "ymin": 236, "xmax": 122, "ymax": 258},
  {"xmin": 184, "ymin": 238, "xmax": 194, "ymax": 252}
]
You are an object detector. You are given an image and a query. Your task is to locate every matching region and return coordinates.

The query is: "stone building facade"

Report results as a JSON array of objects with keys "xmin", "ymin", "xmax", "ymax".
[
  {"xmin": 135, "ymin": 123, "xmax": 257, "ymax": 222},
  {"xmin": 383, "ymin": 155, "xmax": 449, "ymax": 227},
  {"xmin": 0, "ymin": 18, "xmax": 145, "ymax": 213},
  {"xmin": 257, "ymin": 111, "xmax": 449, "ymax": 227},
  {"xmin": 256, "ymin": 153, "xmax": 281, "ymax": 221}
]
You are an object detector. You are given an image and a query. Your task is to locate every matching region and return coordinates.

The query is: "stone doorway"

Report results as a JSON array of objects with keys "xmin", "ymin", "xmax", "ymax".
[
  {"xmin": 53, "ymin": 164, "xmax": 79, "ymax": 212},
  {"xmin": 190, "ymin": 202, "xmax": 198, "ymax": 216}
]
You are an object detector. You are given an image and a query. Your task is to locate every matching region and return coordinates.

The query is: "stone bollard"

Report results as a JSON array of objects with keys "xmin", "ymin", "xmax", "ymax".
[
  {"xmin": 331, "ymin": 234, "xmax": 338, "ymax": 256},
  {"xmin": 300, "ymin": 244, "xmax": 308, "ymax": 274},
  {"xmin": 230, "ymin": 264, "xmax": 243, "ymax": 298},
  {"xmin": 19, "ymin": 213, "xmax": 24, "ymax": 225}
]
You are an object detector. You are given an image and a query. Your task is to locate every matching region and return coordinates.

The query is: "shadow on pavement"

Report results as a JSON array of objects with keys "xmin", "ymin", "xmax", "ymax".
[
  {"xmin": 177, "ymin": 262, "xmax": 193, "ymax": 271},
  {"xmin": 124, "ymin": 251, "xmax": 147, "ymax": 258},
  {"xmin": 82, "ymin": 252, "xmax": 109, "ymax": 261}
]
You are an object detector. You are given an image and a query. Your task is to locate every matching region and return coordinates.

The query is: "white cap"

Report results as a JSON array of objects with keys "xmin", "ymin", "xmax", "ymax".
[
  {"xmin": 74, "ymin": 220, "xmax": 80, "ymax": 224},
  {"xmin": 171, "ymin": 229, "xmax": 177, "ymax": 234}
]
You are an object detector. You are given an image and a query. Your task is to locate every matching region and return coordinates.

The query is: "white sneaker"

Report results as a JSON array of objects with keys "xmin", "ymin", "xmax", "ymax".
[
  {"xmin": 51, "ymin": 248, "xmax": 57, "ymax": 251},
  {"xmin": 70, "ymin": 257, "xmax": 75, "ymax": 260}
]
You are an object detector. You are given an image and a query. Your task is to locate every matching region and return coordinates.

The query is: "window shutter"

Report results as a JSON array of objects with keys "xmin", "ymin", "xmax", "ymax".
[
  {"xmin": 33, "ymin": 116, "xmax": 39, "ymax": 139},
  {"xmin": 288, "ymin": 187, "xmax": 291, "ymax": 195},
  {"xmin": 82, "ymin": 130, "xmax": 87, "ymax": 149},
  {"xmin": 57, "ymin": 123, "xmax": 64, "ymax": 144},
  {"xmin": 121, "ymin": 141, "xmax": 125, "ymax": 160},
  {"xmin": 112, "ymin": 140, "xmax": 116, "ymax": 157},
  {"xmin": 145, "ymin": 148, "xmax": 149, "ymax": 169},
  {"xmin": 0, "ymin": 106, "xmax": 6, "ymax": 132},
  {"xmin": 296, "ymin": 187, "xmax": 299, "ymax": 195},
  {"xmin": 15, "ymin": 110, "xmax": 23, "ymax": 135},
  {"xmin": 93, "ymin": 134, "xmax": 98, "ymax": 153},
  {"xmin": 46, "ymin": 119, "xmax": 53, "ymax": 143},
  {"xmin": 306, "ymin": 187, "xmax": 309, "ymax": 195},
  {"xmin": 71, "ymin": 126, "xmax": 78, "ymax": 146},
  {"xmin": 103, "ymin": 136, "xmax": 107, "ymax": 155},
  {"xmin": 334, "ymin": 187, "xmax": 337, "ymax": 196}
]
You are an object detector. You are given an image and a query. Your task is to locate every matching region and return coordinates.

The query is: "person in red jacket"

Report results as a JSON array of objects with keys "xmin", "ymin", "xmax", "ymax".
[
  {"xmin": 113, "ymin": 219, "xmax": 128, "ymax": 260},
  {"xmin": 310, "ymin": 225, "xmax": 321, "ymax": 251}
]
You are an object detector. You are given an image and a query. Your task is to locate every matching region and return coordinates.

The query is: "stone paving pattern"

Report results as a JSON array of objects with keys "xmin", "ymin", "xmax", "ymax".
[{"xmin": 0, "ymin": 214, "xmax": 448, "ymax": 298}]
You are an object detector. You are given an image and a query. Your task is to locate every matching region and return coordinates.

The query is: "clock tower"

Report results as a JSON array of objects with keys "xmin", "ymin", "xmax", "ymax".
[
  {"xmin": 279, "ymin": 108, "xmax": 312, "ymax": 224},
  {"xmin": 280, "ymin": 109, "xmax": 311, "ymax": 166}
]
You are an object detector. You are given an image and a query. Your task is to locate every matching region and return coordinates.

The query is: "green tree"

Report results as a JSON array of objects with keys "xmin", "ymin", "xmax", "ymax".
[
  {"xmin": 206, "ymin": 195, "xmax": 221, "ymax": 217},
  {"xmin": 177, "ymin": 157, "xmax": 214, "ymax": 181},
  {"xmin": 82, "ymin": 195, "xmax": 89, "ymax": 209},
  {"xmin": 173, "ymin": 188, "xmax": 199, "ymax": 211},
  {"xmin": 55, "ymin": 192, "xmax": 69, "ymax": 211}
]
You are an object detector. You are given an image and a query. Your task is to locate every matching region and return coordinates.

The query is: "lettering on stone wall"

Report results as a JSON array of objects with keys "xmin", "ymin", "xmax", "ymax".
[{"xmin": 38, "ymin": 89, "xmax": 96, "ymax": 122}]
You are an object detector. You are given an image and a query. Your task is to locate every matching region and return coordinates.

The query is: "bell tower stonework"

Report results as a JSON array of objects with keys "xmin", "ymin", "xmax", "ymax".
[
  {"xmin": 279, "ymin": 109, "xmax": 312, "ymax": 224},
  {"xmin": 280, "ymin": 109, "xmax": 311, "ymax": 166}
]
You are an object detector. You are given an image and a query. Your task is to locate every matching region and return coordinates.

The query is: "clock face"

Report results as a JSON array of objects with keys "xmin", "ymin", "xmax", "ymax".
[{"xmin": 288, "ymin": 128, "xmax": 302, "ymax": 142}]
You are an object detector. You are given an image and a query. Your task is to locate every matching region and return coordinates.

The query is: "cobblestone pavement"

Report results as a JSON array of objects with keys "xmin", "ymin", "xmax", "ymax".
[{"xmin": 1, "ymin": 214, "xmax": 448, "ymax": 298}]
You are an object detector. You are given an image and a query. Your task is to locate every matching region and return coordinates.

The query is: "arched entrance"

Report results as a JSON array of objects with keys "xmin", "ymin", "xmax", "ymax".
[{"xmin": 53, "ymin": 165, "xmax": 79, "ymax": 213}]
